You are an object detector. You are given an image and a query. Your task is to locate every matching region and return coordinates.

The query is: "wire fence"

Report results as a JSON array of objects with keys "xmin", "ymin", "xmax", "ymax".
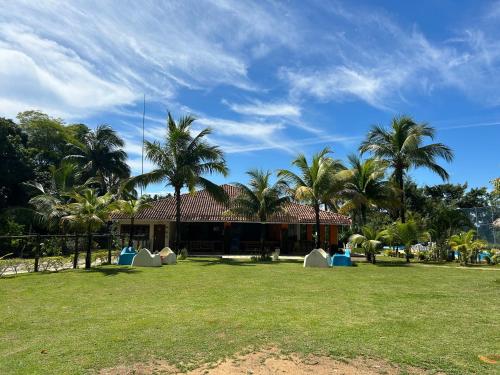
[
  {"xmin": 458, "ymin": 206, "xmax": 499, "ymax": 246},
  {"xmin": 0, "ymin": 233, "xmax": 150, "ymax": 275}
]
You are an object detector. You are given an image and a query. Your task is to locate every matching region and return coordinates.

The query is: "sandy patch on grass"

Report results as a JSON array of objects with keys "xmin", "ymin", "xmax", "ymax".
[{"xmin": 99, "ymin": 348, "xmax": 443, "ymax": 375}]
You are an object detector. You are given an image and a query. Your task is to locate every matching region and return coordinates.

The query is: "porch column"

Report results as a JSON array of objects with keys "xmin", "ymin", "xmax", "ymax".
[{"xmin": 148, "ymin": 224, "xmax": 155, "ymax": 250}]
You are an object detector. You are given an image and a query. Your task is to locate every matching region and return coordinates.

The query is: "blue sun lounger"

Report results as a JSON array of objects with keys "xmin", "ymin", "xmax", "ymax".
[{"xmin": 118, "ymin": 246, "xmax": 136, "ymax": 265}]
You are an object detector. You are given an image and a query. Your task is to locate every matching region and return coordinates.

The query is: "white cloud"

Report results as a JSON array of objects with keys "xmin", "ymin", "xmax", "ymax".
[
  {"xmin": 279, "ymin": 2, "xmax": 500, "ymax": 109},
  {"xmin": 0, "ymin": 0, "xmax": 299, "ymax": 118},
  {"xmin": 224, "ymin": 99, "xmax": 301, "ymax": 117}
]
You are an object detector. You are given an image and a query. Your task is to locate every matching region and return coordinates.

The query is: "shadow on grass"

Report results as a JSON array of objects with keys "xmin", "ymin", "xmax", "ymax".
[
  {"xmin": 88, "ymin": 266, "xmax": 141, "ymax": 276},
  {"xmin": 374, "ymin": 261, "xmax": 412, "ymax": 267},
  {"xmin": 186, "ymin": 258, "xmax": 303, "ymax": 267}
]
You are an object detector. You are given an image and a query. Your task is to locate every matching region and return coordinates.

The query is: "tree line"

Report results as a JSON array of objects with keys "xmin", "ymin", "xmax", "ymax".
[{"xmin": 1, "ymin": 110, "xmax": 498, "ymax": 265}]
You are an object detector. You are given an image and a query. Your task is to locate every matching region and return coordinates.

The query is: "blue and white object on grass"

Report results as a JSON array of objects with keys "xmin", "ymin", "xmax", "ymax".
[
  {"xmin": 331, "ymin": 248, "xmax": 352, "ymax": 267},
  {"xmin": 118, "ymin": 246, "xmax": 136, "ymax": 265}
]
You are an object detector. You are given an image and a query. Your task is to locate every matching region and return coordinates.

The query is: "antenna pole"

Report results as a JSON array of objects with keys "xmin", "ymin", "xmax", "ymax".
[{"xmin": 141, "ymin": 94, "xmax": 145, "ymax": 195}]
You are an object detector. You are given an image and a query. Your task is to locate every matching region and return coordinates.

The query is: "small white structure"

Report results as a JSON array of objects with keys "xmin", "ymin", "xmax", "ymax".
[
  {"xmin": 159, "ymin": 247, "xmax": 177, "ymax": 265},
  {"xmin": 131, "ymin": 248, "xmax": 162, "ymax": 267},
  {"xmin": 272, "ymin": 248, "xmax": 280, "ymax": 262},
  {"xmin": 303, "ymin": 248, "xmax": 331, "ymax": 268}
]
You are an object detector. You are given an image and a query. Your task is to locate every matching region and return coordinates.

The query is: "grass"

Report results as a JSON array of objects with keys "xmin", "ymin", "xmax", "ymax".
[{"xmin": 0, "ymin": 258, "xmax": 498, "ymax": 374}]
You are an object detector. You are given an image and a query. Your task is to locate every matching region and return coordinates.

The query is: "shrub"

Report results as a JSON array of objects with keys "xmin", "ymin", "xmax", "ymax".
[
  {"xmin": 23, "ymin": 259, "xmax": 35, "ymax": 273},
  {"xmin": 177, "ymin": 248, "xmax": 188, "ymax": 260}
]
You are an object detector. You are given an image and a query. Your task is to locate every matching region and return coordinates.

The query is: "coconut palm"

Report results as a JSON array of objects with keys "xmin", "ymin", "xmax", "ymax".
[
  {"xmin": 278, "ymin": 148, "xmax": 344, "ymax": 249},
  {"xmin": 131, "ymin": 113, "xmax": 228, "ymax": 252},
  {"xmin": 27, "ymin": 161, "xmax": 79, "ymax": 231},
  {"xmin": 360, "ymin": 116, "xmax": 453, "ymax": 222},
  {"xmin": 349, "ymin": 226, "xmax": 383, "ymax": 263},
  {"xmin": 339, "ymin": 155, "xmax": 394, "ymax": 229},
  {"xmin": 61, "ymin": 189, "xmax": 117, "ymax": 269},
  {"xmin": 380, "ymin": 220, "xmax": 430, "ymax": 262},
  {"xmin": 227, "ymin": 169, "xmax": 289, "ymax": 259},
  {"xmin": 66, "ymin": 125, "xmax": 130, "ymax": 194},
  {"xmin": 448, "ymin": 230, "xmax": 487, "ymax": 265},
  {"xmin": 116, "ymin": 198, "xmax": 152, "ymax": 247}
]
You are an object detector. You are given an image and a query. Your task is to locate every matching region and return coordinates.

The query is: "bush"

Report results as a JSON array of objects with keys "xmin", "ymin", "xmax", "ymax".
[
  {"xmin": 0, "ymin": 259, "xmax": 11, "ymax": 276},
  {"xmin": 177, "ymin": 248, "xmax": 188, "ymax": 260}
]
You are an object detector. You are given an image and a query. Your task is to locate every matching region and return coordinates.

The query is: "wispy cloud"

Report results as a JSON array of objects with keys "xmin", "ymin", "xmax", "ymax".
[
  {"xmin": 224, "ymin": 99, "xmax": 301, "ymax": 117},
  {"xmin": 0, "ymin": 0, "xmax": 299, "ymax": 118}
]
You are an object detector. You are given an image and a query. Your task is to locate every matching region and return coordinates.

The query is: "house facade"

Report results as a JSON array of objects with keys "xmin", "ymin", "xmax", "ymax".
[{"xmin": 112, "ymin": 184, "xmax": 351, "ymax": 254}]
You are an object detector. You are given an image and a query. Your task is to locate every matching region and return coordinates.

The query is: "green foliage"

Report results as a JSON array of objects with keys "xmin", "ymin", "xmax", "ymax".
[
  {"xmin": 449, "ymin": 230, "xmax": 487, "ymax": 265},
  {"xmin": 278, "ymin": 147, "xmax": 344, "ymax": 247},
  {"xmin": 177, "ymin": 248, "xmax": 188, "ymax": 260},
  {"xmin": 338, "ymin": 155, "xmax": 394, "ymax": 229},
  {"xmin": 65, "ymin": 125, "xmax": 130, "ymax": 194},
  {"xmin": 131, "ymin": 112, "xmax": 228, "ymax": 251},
  {"xmin": 0, "ymin": 117, "xmax": 34, "ymax": 208},
  {"xmin": 228, "ymin": 169, "xmax": 289, "ymax": 259},
  {"xmin": 349, "ymin": 226, "xmax": 383, "ymax": 262},
  {"xmin": 380, "ymin": 219, "xmax": 430, "ymax": 261},
  {"xmin": 360, "ymin": 115, "xmax": 453, "ymax": 222}
]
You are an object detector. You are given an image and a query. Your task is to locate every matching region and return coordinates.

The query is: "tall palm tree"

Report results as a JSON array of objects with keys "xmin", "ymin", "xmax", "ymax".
[
  {"xmin": 349, "ymin": 226, "xmax": 383, "ymax": 263},
  {"xmin": 132, "ymin": 113, "xmax": 228, "ymax": 252},
  {"xmin": 227, "ymin": 169, "xmax": 288, "ymax": 259},
  {"xmin": 278, "ymin": 147, "xmax": 344, "ymax": 249},
  {"xmin": 360, "ymin": 116, "xmax": 453, "ymax": 222},
  {"xmin": 66, "ymin": 125, "xmax": 130, "ymax": 194},
  {"xmin": 448, "ymin": 230, "xmax": 487, "ymax": 265},
  {"xmin": 339, "ymin": 155, "xmax": 394, "ymax": 229},
  {"xmin": 380, "ymin": 220, "xmax": 430, "ymax": 262},
  {"xmin": 116, "ymin": 198, "xmax": 152, "ymax": 247},
  {"xmin": 61, "ymin": 189, "xmax": 117, "ymax": 269}
]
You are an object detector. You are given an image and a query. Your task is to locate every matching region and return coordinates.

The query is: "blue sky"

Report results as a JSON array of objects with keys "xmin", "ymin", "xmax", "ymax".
[{"xmin": 1, "ymin": 0, "xmax": 499, "ymax": 195}]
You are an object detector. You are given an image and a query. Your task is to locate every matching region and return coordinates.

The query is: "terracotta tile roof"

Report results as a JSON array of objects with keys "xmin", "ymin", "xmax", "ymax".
[{"xmin": 112, "ymin": 184, "xmax": 351, "ymax": 225}]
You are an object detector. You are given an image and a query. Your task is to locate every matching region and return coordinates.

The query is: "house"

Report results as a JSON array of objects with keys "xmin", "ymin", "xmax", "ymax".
[{"xmin": 111, "ymin": 184, "xmax": 351, "ymax": 254}]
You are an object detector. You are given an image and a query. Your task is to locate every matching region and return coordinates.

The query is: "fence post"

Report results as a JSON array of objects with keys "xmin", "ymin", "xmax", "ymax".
[
  {"xmin": 34, "ymin": 235, "xmax": 40, "ymax": 272},
  {"xmin": 107, "ymin": 233, "xmax": 112, "ymax": 264},
  {"xmin": 73, "ymin": 235, "xmax": 79, "ymax": 269}
]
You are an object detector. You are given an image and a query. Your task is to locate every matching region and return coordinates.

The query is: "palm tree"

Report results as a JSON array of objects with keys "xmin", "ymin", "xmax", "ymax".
[
  {"xmin": 27, "ymin": 161, "xmax": 79, "ymax": 225},
  {"xmin": 66, "ymin": 125, "xmax": 130, "ymax": 194},
  {"xmin": 349, "ymin": 226, "xmax": 383, "ymax": 263},
  {"xmin": 227, "ymin": 169, "xmax": 288, "ymax": 259},
  {"xmin": 449, "ymin": 230, "xmax": 487, "ymax": 265},
  {"xmin": 380, "ymin": 220, "xmax": 430, "ymax": 262},
  {"xmin": 278, "ymin": 147, "xmax": 344, "ymax": 249},
  {"xmin": 61, "ymin": 189, "xmax": 117, "ymax": 269},
  {"xmin": 339, "ymin": 155, "xmax": 394, "ymax": 229},
  {"xmin": 360, "ymin": 116, "xmax": 453, "ymax": 222},
  {"xmin": 116, "ymin": 198, "xmax": 152, "ymax": 247},
  {"xmin": 132, "ymin": 113, "xmax": 228, "ymax": 252}
]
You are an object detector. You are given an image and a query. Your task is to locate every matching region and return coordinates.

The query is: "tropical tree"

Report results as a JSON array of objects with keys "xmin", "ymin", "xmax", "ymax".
[
  {"xmin": 66, "ymin": 125, "xmax": 130, "ymax": 194},
  {"xmin": 448, "ymin": 230, "xmax": 487, "ymax": 265},
  {"xmin": 27, "ymin": 161, "xmax": 80, "ymax": 232},
  {"xmin": 339, "ymin": 155, "xmax": 394, "ymax": 228},
  {"xmin": 132, "ymin": 113, "xmax": 228, "ymax": 252},
  {"xmin": 380, "ymin": 219, "xmax": 430, "ymax": 262},
  {"xmin": 61, "ymin": 189, "xmax": 117, "ymax": 269},
  {"xmin": 349, "ymin": 226, "xmax": 383, "ymax": 263},
  {"xmin": 360, "ymin": 116, "xmax": 453, "ymax": 222},
  {"xmin": 278, "ymin": 147, "xmax": 344, "ymax": 249},
  {"xmin": 116, "ymin": 198, "xmax": 152, "ymax": 247},
  {"xmin": 227, "ymin": 169, "xmax": 288, "ymax": 259}
]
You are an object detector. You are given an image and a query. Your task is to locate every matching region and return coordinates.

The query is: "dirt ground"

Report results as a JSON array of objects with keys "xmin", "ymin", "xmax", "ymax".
[{"xmin": 99, "ymin": 348, "xmax": 443, "ymax": 375}]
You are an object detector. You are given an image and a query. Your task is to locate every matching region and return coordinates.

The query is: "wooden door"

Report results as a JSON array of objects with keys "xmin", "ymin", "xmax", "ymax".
[{"xmin": 153, "ymin": 224, "xmax": 165, "ymax": 252}]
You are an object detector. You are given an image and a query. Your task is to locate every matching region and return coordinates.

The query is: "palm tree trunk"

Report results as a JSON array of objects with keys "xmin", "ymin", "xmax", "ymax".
[
  {"xmin": 260, "ymin": 223, "xmax": 266, "ymax": 259},
  {"xmin": 73, "ymin": 234, "xmax": 79, "ymax": 269},
  {"xmin": 314, "ymin": 203, "xmax": 321, "ymax": 249},
  {"xmin": 85, "ymin": 228, "xmax": 92, "ymax": 269},
  {"xmin": 396, "ymin": 169, "xmax": 406, "ymax": 223},
  {"xmin": 361, "ymin": 205, "xmax": 367, "ymax": 227},
  {"xmin": 175, "ymin": 186, "xmax": 181, "ymax": 253},
  {"xmin": 129, "ymin": 217, "xmax": 134, "ymax": 247}
]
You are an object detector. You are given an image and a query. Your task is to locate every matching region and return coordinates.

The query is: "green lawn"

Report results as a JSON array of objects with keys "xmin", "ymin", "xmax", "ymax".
[{"xmin": 0, "ymin": 258, "xmax": 498, "ymax": 374}]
